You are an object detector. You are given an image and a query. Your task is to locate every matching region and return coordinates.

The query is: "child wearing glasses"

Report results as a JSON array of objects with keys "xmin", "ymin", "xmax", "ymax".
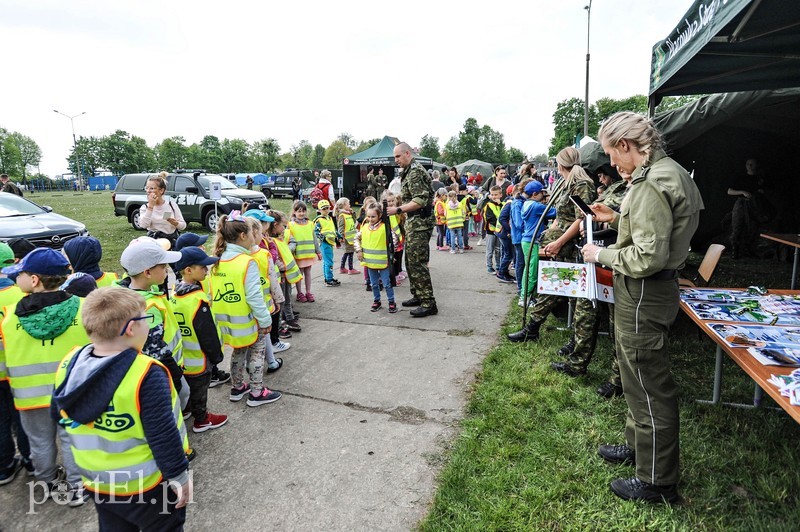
[
  {"xmin": 51, "ymin": 287, "xmax": 192, "ymax": 529},
  {"xmin": 0, "ymin": 248, "xmax": 90, "ymax": 505}
]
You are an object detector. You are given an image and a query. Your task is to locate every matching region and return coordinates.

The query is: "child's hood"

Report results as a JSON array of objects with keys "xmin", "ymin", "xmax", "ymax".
[
  {"xmin": 51, "ymin": 345, "xmax": 139, "ymax": 425},
  {"xmin": 63, "ymin": 237, "xmax": 103, "ymax": 279},
  {"xmin": 15, "ymin": 291, "xmax": 80, "ymax": 340},
  {"xmin": 175, "ymin": 280, "xmax": 202, "ymax": 297}
]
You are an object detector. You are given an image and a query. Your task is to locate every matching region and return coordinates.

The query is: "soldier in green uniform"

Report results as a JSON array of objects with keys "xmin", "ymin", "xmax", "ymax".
[
  {"xmin": 550, "ymin": 167, "xmax": 630, "ymax": 394},
  {"xmin": 388, "ymin": 142, "xmax": 437, "ymax": 317},
  {"xmin": 583, "ymin": 112, "xmax": 703, "ymax": 504},
  {"xmin": 507, "ymin": 146, "xmax": 596, "ymax": 342},
  {"xmin": 374, "ymin": 168, "xmax": 388, "ymax": 200}
]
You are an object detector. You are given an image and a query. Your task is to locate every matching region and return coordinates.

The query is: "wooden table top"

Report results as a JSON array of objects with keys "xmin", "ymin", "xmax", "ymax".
[
  {"xmin": 679, "ymin": 288, "xmax": 800, "ymax": 424},
  {"xmin": 760, "ymin": 233, "xmax": 800, "ymax": 248}
]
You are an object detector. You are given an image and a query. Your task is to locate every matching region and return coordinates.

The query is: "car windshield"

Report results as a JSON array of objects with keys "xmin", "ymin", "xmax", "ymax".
[
  {"xmin": 0, "ymin": 194, "xmax": 46, "ymax": 217},
  {"xmin": 197, "ymin": 176, "xmax": 238, "ymax": 191}
]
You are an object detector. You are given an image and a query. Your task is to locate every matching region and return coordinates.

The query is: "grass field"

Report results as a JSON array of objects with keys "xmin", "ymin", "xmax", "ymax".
[
  {"xmin": 29, "ymin": 192, "xmax": 800, "ymax": 529},
  {"xmin": 28, "ymin": 191, "xmax": 293, "ymax": 272}
]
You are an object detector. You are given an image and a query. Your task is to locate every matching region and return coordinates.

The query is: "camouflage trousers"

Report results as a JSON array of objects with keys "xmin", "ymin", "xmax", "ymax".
[
  {"xmin": 566, "ymin": 301, "xmax": 621, "ymax": 385},
  {"xmin": 405, "ymin": 226, "xmax": 436, "ymax": 306},
  {"xmin": 529, "ymin": 240, "xmax": 577, "ymax": 323}
]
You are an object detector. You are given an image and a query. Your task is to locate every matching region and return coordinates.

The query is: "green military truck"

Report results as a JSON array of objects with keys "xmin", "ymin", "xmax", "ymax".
[{"xmin": 113, "ymin": 172, "xmax": 269, "ymax": 231}]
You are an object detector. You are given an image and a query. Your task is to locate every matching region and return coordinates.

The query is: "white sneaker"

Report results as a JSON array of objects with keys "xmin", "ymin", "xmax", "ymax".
[
  {"xmin": 272, "ymin": 341, "xmax": 291, "ymax": 353},
  {"xmin": 457, "ymin": 249, "xmax": 464, "ymax": 254},
  {"xmin": 518, "ymin": 296, "xmax": 525, "ymax": 307},
  {"xmin": 449, "ymin": 249, "xmax": 456, "ymax": 254},
  {"xmin": 476, "ymin": 238, "xmax": 484, "ymax": 246}
]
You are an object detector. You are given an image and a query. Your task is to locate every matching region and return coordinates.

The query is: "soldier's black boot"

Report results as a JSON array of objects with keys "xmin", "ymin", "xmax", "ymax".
[
  {"xmin": 556, "ymin": 336, "xmax": 576, "ymax": 357},
  {"xmin": 507, "ymin": 319, "xmax": 543, "ymax": 342}
]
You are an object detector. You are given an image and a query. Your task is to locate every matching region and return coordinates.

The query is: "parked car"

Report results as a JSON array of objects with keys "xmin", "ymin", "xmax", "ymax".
[
  {"xmin": 113, "ymin": 172, "xmax": 269, "ymax": 231},
  {"xmin": 0, "ymin": 191, "xmax": 89, "ymax": 249},
  {"xmin": 261, "ymin": 170, "xmax": 315, "ymax": 199}
]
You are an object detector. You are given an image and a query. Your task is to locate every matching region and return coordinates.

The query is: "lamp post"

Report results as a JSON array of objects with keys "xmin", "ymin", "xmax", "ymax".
[
  {"xmin": 583, "ymin": 0, "xmax": 592, "ymax": 140},
  {"xmin": 53, "ymin": 109, "xmax": 86, "ymax": 188}
]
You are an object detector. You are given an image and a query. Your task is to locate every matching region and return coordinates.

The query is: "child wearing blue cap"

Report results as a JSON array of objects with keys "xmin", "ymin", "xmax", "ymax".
[{"xmin": 171, "ymin": 248, "xmax": 229, "ymax": 433}]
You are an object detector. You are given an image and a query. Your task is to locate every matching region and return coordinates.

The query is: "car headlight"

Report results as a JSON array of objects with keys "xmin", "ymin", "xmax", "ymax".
[
  {"xmin": 227, "ymin": 197, "xmax": 243, "ymax": 205},
  {"xmin": 78, "ymin": 227, "xmax": 89, "ymax": 236}
]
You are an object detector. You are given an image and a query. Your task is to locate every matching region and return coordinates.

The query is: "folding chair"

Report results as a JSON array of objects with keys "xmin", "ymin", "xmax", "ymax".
[{"xmin": 679, "ymin": 244, "xmax": 725, "ymax": 288}]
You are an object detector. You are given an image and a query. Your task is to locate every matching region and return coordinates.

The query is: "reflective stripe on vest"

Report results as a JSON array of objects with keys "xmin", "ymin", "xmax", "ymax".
[
  {"xmin": 1, "ymin": 299, "xmax": 88, "ymax": 410},
  {"xmin": 274, "ymin": 239, "xmax": 303, "ymax": 284},
  {"xmin": 169, "ymin": 290, "xmax": 211, "ymax": 376},
  {"xmin": 95, "ymin": 272, "xmax": 119, "ymax": 288},
  {"xmin": 484, "ymin": 202, "xmax": 501, "ymax": 232},
  {"xmin": 315, "ymin": 215, "xmax": 336, "ymax": 245},
  {"xmin": 251, "ymin": 248, "xmax": 276, "ymax": 314},
  {"xmin": 359, "ymin": 223, "xmax": 389, "ymax": 269},
  {"xmin": 389, "ymin": 214, "xmax": 403, "ymax": 244},
  {"xmin": 289, "ymin": 221, "xmax": 316, "ymax": 259},
  {"xmin": 55, "ymin": 350, "xmax": 189, "ymax": 496},
  {"xmin": 338, "ymin": 213, "xmax": 356, "ymax": 244},
  {"xmin": 209, "ymin": 254, "xmax": 259, "ymax": 348},
  {"xmin": 0, "ymin": 288, "xmax": 26, "ymax": 382},
  {"xmin": 445, "ymin": 204, "xmax": 465, "ymax": 229},
  {"xmin": 143, "ymin": 293, "xmax": 183, "ymax": 368}
]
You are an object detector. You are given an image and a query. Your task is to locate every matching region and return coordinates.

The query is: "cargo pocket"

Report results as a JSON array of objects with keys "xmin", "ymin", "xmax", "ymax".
[{"xmin": 617, "ymin": 330, "xmax": 664, "ymax": 363}]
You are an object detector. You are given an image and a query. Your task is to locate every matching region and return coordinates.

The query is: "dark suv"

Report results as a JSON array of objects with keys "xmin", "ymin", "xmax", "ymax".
[
  {"xmin": 261, "ymin": 170, "xmax": 314, "ymax": 199},
  {"xmin": 113, "ymin": 172, "xmax": 269, "ymax": 231}
]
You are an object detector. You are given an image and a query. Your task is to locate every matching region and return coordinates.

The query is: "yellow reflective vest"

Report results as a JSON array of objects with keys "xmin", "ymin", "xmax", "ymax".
[
  {"xmin": 445, "ymin": 202, "xmax": 465, "ymax": 229},
  {"xmin": 170, "ymin": 289, "xmax": 214, "ymax": 376},
  {"xmin": 288, "ymin": 220, "xmax": 316, "ymax": 260},
  {"xmin": 55, "ymin": 349, "xmax": 189, "ymax": 496},
  {"xmin": 338, "ymin": 213, "xmax": 356, "ymax": 245},
  {"xmin": 95, "ymin": 272, "xmax": 119, "ymax": 288},
  {"xmin": 315, "ymin": 215, "xmax": 336, "ymax": 245},
  {"xmin": 2, "ymin": 298, "xmax": 89, "ymax": 410},
  {"xmin": 0, "ymin": 285, "xmax": 25, "ymax": 382},
  {"xmin": 274, "ymin": 238, "xmax": 303, "ymax": 285},
  {"xmin": 359, "ymin": 223, "xmax": 389, "ymax": 269},
  {"xmin": 251, "ymin": 247, "xmax": 276, "ymax": 314},
  {"xmin": 484, "ymin": 201, "xmax": 501, "ymax": 232},
  {"xmin": 143, "ymin": 292, "xmax": 183, "ymax": 368},
  {"xmin": 209, "ymin": 254, "xmax": 259, "ymax": 348}
]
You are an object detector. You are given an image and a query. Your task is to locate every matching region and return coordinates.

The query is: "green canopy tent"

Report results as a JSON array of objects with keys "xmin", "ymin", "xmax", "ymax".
[{"xmin": 648, "ymin": 0, "xmax": 800, "ymax": 111}]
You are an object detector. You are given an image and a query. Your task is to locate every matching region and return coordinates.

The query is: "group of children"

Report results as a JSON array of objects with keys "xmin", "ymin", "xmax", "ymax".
[{"xmin": 434, "ymin": 178, "xmax": 556, "ymax": 306}]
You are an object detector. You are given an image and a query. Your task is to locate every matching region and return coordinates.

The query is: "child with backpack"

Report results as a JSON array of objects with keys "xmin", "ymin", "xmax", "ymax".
[
  {"xmin": 314, "ymin": 200, "xmax": 340, "ymax": 287},
  {"xmin": 335, "ymin": 197, "xmax": 359, "ymax": 275}
]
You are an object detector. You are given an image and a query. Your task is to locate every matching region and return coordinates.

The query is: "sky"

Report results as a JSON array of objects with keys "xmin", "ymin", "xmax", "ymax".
[{"xmin": 2, "ymin": 0, "xmax": 695, "ymax": 177}]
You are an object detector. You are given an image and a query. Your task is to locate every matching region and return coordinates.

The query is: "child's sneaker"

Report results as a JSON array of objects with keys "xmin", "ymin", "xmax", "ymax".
[
  {"xmin": 457, "ymin": 249, "xmax": 464, "ymax": 254},
  {"xmin": 209, "ymin": 368, "xmax": 231, "ymax": 388},
  {"xmin": 449, "ymin": 249, "xmax": 456, "ymax": 254},
  {"xmin": 464, "ymin": 245, "xmax": 473, "ymax": 250},
  {"xmin": 185, "ymin": 448, "xmax": 197, "ymax": 461},
  {"xmin": 21, "ymin": 457, "xmax": 34, "ymax": 476},
  {"xmin": 388, "ymin": 302, "xmax": 398, "ymax": 313},
  {"xmin": 371, "ymin": 300, "xmax": 381, "ymax": 312},
  {"xmin": 192, "ymin": 412, "xmax": 229, "ymax": 433},
  {"xmin": 477, "ymin": 238, "xmax": 484, "ymax": 246},
  {"xmin": 487, "ymin": 267, "xmax": 496, "ymax": 274},
  {"xmin": 266, "ymin": 357, "xmax": 283, "ymax": 374},
  {"xmin": 279, "ymin": 326, "xmax": 292, "ymax": 339},
  {"xmin": 339, "ymin": 267, "xmax": 349, "ymax": 274},
  {"xmin": 68, "ymin": 485, "xmax": 90, "ymax": 507},
  {"xmin": 246, "ymin": 387, "xmax": 283, "ymax": 407},
  {"xmin": 297, "ymin": 292, "xmax": 307, "ymax": 303},
  {"xmin": 0, "ymin": 457, "xmax": 23, "ymax": 486},
  {"xmin": 365, "ymin": 283, "xmax": 372, "ymax": 291},
  {"xmin": 272, "ymin": 341, "xmax": 291, "ymax": 353},
  {"xmin": 306, "ymin": 293, "xmax": 315, "ymax": 302},
  {"xmin": 348, "ymin": 269, "xmax": 361, "ymax": 274},
  {"xmin": 324, "ymin": 279, "xmax": 341, "ymax": 287},
  {"xmin": 229, "ymin": 383, "xmax": 251, "ymax": 402},
  {"xmin": 440, "ymin": 245, "xmax": 450, "ymax": 251},
  {"xmin": 182, "ymin": 408, "xmax": 191, "ymax": 420},
  {"xmin": 286, "ymin": 319, "xmax": 301, "ymax": 332}
]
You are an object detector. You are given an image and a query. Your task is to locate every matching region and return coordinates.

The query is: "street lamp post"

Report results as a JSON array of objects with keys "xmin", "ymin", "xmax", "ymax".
[
  {"xmin": 53, "ymin": 109, "xmax": 86, "ymax": 188},
  {"xmin": 583, "ymin": 1, "xmax": 592, "ymax": 140}
]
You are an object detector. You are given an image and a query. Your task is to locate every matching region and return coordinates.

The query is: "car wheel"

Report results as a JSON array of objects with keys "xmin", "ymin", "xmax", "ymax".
[
  {"xmin": 205, "ymin": 209, "xmax": 220, "ymax": 232},
  {"xmin": 130, "ymin": 209, "xmax": 145, "ymax": 231},
  {"xmin": 262, "ymin": 188, "xmax": 272, "ymax": 199}
]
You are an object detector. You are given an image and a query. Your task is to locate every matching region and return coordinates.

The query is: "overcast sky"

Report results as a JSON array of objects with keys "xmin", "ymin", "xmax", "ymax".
[{"xmin": 2, "ymin": 0, "xmax": 694, "ymax": 177}]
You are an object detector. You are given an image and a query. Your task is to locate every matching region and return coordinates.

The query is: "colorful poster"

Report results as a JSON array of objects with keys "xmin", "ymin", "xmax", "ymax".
[
  {"xmin": 683, "ymin": 301, "xmax": 800, "ymax": 326},
  {"xmin": 537, "ymin": 261, "xmax": 588, "ymax": 298},
  {"xmin": 707, "ymin": 323, "xmax": 800, "ymax": 349},
  {"xmin": 747, "ymin": 347, "xmax": 800, "ymax": 367},
  {"xmin": 680, "ymin": 288, "xmax": 743, "ymax": 302}
]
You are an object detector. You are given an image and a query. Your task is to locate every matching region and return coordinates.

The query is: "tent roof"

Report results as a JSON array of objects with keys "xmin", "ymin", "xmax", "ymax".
[
  {"xmin": 654, "ymin": 88, "xmax": 800, "ymax": 150},
  {"xmin": 649, "ymin": 0, "xmax": 800, "ymax": 104},
  {"xmin": 345, "ymin": 136, "xmax": 433, "ymax": 166}
]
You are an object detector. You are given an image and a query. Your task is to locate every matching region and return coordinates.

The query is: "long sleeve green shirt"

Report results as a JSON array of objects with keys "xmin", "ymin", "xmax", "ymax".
[{"xmin": 597, "ymin": 150, "xmax": 704, "ymax": 278}]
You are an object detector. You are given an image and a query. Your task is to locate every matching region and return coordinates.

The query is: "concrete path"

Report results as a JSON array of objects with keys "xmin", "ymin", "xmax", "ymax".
[{"xmin": 1, "ymin": 239, "xmax": 516, "ymax": 531}]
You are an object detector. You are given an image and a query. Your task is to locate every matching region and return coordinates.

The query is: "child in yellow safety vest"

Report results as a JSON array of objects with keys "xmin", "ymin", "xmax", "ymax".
[
  {"xmin": 266, "ymin": 209, "xmax": 297, "ymax": 354},
  {"xmin": 171, "ymin": 247, "xmax": 229, "ymax": 433},
  {"xmin": 0, "ymin": 247, "xmax": 89, "ymax": 505},
  {"xmin": 334, "ymin": 197, "xmax": 360, "ymax": 275},
  {"xmin": 210, "ymin": 211, "xmax": 283, "ymax": 407},
  {"xmin": 288, "ymin": 200, "xmax": 320, "ymax": 303},
  {"xmin": 354, "ymin": 203, "xmax": 399, "ymax": 313},
  {"xmin": 52, "ymin": 287, "xmax": 192, "ymax": 528},
  {"xmin": 380, "ymin": 191, "xmax": 406, "ymax": 283},
  {"xmin": 445, "ymin": 190, "xmax": 466, "ymax": 253},
  {"xmin": 434, "ymin": 187, "xmax": 448, "ymax": 251},
  {"xmin": 314, "ymin": 200, "xmax": 341, "ymax": 287}
]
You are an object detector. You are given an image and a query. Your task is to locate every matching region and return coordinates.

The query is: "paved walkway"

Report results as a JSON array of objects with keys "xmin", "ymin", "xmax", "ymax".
[{"xmin": 1, "ymin": 240, "xmax": 516, "ymax": 531}]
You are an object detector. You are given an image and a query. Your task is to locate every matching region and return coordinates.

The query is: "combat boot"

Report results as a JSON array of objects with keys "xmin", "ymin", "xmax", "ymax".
[
  {"xmin": 507, "ymin": 319, "xmax": 543, "ymax": 342},
  {"xmin": 556, "ymin": 337, "xmax": 576, "ymax": 357}
]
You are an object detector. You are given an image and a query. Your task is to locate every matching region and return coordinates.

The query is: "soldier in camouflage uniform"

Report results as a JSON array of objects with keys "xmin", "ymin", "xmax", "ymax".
[
  {"xmin": 508, "ymin": 146, "xmax": 596, "ymax": 342},
  {"xmin": 550, "ymin": 169, "xmax": 629, "ymax": 395},
  {"xmin": 388, "ymin": 142, "xmax": 437, "ymax": 317}
]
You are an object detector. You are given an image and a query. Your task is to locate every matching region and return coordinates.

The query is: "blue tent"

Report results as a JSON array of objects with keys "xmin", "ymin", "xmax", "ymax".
[{"xmin": 234, "ymin": 173, "xmax": 272, "ymax": 186}]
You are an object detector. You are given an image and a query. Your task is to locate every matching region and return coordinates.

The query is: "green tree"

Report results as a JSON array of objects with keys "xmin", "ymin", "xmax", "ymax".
[
  {"xmin": 290, "ymin": 140, "xmax": 313, "ymax": 169},
  {"xmin": 354, "ymin": 138, "xmax": 381, "ymax": 153},
  {"xmin": 195, "ymin": 135, "xmax": 223, "ymax": 172},
  {"xmin": 219, "ymin": 138, "xmax": 250, "ymax": 173},
  {"xmin": 8, "ymin": 133, "xmax": 41, "ymax": 184},
  {"xmin": 251, "ymin": 138, "xmax": 281, "ymax": 173},
  {"xmin": 655, "ymin": 94, "xmax": 705, "ymax": 113},
  {"xmin": 443, "ymin": 118, "xmax": 509, "ymax": 164},
  {"xmin": 129, "ymin": 135, "xmax": 155, "ymax": 172},
  {"xmin": 531, "ymin": 153, "xmax": 549, "ymax": 164},
  {"xmin": 549, "ymin": 97, "xmax": 596, "ymax": 156},
  {"xmin": 155, "ymin": 136, "xmax": 189, "ymax": 171},
  {"xmin": 322, "ymin": 139, "xmax": 353, "ymax": 168},
  {"xmin": 68, "ymin": 136, "xmax": 103, "ymax": 177},
  {"xmin": 337, "ymin": 132, "xmax": 356, "ymax": 149},
  {"xmin": 479, "ymin": 125, "xmax": 506, "ymax": 163},
  {"xmin": 419, "ymin": 135, "xmax": 441, "ymax": 161},
  {"xmin": 311, "ymin": 143, "xmax": 325, "ymax": 169},
  {"xmin": 594, "ymin": 95, "xmax": 648, "ymax": 126},
  {"xmin": 506, "ymin": 147, "xmax": 526, "ymax": 163},
  {"xmin": 0, "ymin": 128, "xmax": 22, "ymax": 176}
]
